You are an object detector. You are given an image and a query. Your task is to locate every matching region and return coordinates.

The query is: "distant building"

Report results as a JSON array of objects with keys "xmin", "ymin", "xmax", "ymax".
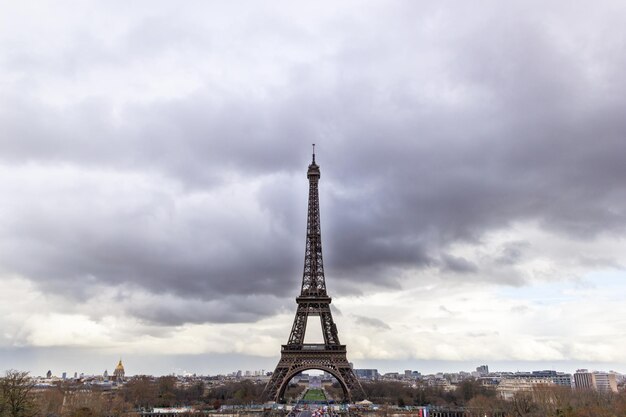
[
  {"xmin": 354, "ymin": 369, "xmax": 379, "ymax": 380},
  {"xmin": 427, "ymin": 376, "xmax": 455, "ymax": 392},
  {"xmin": 114, "ymin": 359, "xmax": 125, "ymax": 382},
  {"xmin": 497, "ymin": 378, "xmax": 553, "ymax": 400},
  {"xmin": 476, "ymin": 365, "xmax": 489, "ymax": 376},
  {"xmin": 309, "ymin": 376, "xmax": 322, "ymax": 388},
  {"xmin": 593, "ymin": 372, "xmax": 618, "ymax": 393},
  {"xmin": 46, "ymin": 370, "xmax": 52, "ymax": 379},
  {"xmin": 502, "ymin": 370, "xmax": 572, "ymax": 388},
  {"xmin": 573, "ymin": 369, "xmax": 617, "ymax": 392},
  {"xmin": 574, "ymin": 369, "xmax": 594, "ymax": 390},
  {"xmin": 531, "ymin": 370, "xmax": 572, "ymax": 387}
]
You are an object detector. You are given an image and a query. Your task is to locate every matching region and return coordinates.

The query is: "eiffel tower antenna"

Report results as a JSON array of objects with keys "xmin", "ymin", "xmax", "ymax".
[{"xmin": 262, "ymin": 148, "xmax": 364, "ymax": 403}]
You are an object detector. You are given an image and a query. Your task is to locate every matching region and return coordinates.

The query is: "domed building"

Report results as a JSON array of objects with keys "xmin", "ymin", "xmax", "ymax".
[{"xmin": 113, "ymin": 359, "xmax": 125, "ymax": 383}]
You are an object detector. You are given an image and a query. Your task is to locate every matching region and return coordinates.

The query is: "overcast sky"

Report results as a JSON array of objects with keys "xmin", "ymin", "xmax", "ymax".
[{"xmin": 2, "ymin": 0, "xmax": 626, "ymax": 377}]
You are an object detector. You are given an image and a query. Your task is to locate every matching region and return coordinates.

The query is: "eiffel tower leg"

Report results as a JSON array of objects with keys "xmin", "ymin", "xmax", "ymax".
[
  {"xmin": 262, "ymin": 364, "xmax": 289, "ymax": 402},
  {"xmin": 337, "ymin": 365, "xmax": 365, "ymax": 401}
]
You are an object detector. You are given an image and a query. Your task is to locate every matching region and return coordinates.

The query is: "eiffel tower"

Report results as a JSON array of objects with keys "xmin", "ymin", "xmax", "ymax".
[{"xmin": 262, "ymin": 147, "xmax": 364, "ymax": 403}]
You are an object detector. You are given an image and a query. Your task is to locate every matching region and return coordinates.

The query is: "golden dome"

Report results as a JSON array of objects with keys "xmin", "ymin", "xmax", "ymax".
[{"xmin": 115, "ymin": 359, "xmax": 124, "ymax": 372}]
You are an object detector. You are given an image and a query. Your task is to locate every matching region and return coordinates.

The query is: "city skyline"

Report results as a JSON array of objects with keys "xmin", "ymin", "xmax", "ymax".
[
  {"xmin": 2, "ymin": 1, "xmax": 626, "ymax": 376},
  {"xmin": 12, "ymin": 352, "xmax": 626, "ymax": 380}
]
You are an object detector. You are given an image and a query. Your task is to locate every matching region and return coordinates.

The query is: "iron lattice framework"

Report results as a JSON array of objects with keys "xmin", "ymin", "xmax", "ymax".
[{"xmin": 262, "ymin": 149, "xmax": 364, "ymax": 403}]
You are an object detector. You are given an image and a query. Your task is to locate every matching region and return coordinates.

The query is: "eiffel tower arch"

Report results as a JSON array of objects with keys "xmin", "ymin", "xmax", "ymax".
[{"xmin": 262, "ymin": 147, "xmax": 365, "ymax": 403}]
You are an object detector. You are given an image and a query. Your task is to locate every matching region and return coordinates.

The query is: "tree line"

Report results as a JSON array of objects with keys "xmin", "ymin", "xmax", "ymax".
[
  {"xmin": 2, "ymin": 370, "xmax": 626, "ymax": 416},
  {"xmin": 357, "ymin": 380, "xmax": 626, "ymax": 416},
  {"xmin": 1, "ymin": 370, "xmax": 269, "ymax": 416}
]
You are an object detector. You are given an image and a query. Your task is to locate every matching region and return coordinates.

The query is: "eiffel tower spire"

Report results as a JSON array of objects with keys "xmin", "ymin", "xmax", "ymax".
[
  {"xmin": 262, "ymin": 147, "xmax": 364, "ymax": 403},
  {"xmin": 301, "ymin": 144, "xmax": 326, "ymax": 296}
]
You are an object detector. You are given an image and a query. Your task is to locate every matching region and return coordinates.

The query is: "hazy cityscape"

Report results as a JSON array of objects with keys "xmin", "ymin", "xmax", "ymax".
[
  {"xmin": 2, "ymin": 0, "xmax": 626, "ymax": 416},
  {"xmin": 30, "ymin": 362, "xmax": 626, "ymax": 395},
  {"xmin": 8, "ymin": 361, "xmax": 626, "ymax": 416}
]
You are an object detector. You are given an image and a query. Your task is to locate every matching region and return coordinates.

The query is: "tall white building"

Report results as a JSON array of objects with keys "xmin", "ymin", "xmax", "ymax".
[
  {"xmin": 593, "ymin": 372, "xmax": 618, "ymax": 393},
  {"xmin": 574, "ymin": 369, "xmax": 617, "ymax": 392},
  {"xmin": 574, "ymin": 369, "xmax": 594, "ymax": 389}
]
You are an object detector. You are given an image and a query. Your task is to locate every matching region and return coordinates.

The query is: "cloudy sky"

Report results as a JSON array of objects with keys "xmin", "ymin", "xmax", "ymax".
[{"xmin": 2, "ymin": 0, "xmax": 626, "ymax": 377}]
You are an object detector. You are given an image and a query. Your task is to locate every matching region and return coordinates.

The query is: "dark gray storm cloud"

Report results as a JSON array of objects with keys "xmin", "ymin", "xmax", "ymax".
[
  {"xmin": 440, "ymin": 254, "xmax": 478, "ymax": 274},
  {"xmin": 1, "ymin": 1, "xmax": 626, "ymax": 326},
  {"xmin": 126, "ymin": 294, "xmax": 290, "ymax": 325}
]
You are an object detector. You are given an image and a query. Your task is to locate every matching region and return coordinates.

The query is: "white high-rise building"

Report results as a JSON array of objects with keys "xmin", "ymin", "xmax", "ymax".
[
  {"xmin": 574, "ymin": 369, "xmax": 594, "ymax": 389},
  {"xmin": 593, "ymin": 372, "xmax": 618, "ymax": 393},
  {"xmin": 574, "ymin": 369, "xmax": 618, "ymax": 392}
]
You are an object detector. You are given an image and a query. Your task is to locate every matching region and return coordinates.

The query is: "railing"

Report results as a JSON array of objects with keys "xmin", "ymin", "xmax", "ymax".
[{"xmin": 282, "ymin": 344, "xmax": 346, "ymax": 352}]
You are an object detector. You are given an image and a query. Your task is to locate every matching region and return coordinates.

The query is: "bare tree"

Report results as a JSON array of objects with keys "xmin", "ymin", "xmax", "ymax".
[
  {"xmin": 0, "ymin": 370, "xmax": 38, "ymax": 417},
  {"xmin": 34, "ymin": 386, "xmax": 64, "ymax": 416},
  {"xmin": 504, "ymin": 391, "xmax": 539, "ymax": 417}
]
